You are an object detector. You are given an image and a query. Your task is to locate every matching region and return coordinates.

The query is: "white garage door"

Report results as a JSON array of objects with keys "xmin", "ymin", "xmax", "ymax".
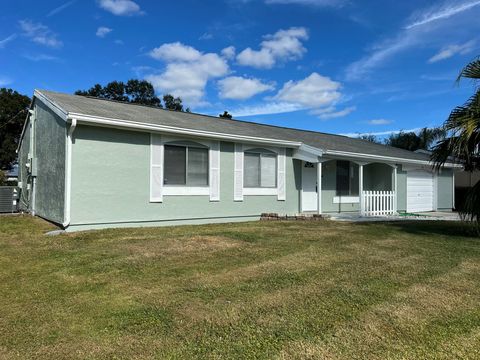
[{"xmin": 407, "ymin": 170, "xmax": 434, "ymax": 213}]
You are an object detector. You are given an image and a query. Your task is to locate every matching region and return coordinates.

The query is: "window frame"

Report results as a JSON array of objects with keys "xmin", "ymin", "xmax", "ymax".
[
  {"xmin": 162, "ymin": 136, "xmax": 212, "ymax": 196},
  {"xmin": 243, "ymin": 148, "xmax": 278, "ymax": 189}
]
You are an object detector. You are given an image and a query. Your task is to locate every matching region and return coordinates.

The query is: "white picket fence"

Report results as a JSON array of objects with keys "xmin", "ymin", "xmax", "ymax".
[{"xmin": 361, "ymin": 191, "xmax": 396, "ymax": 216}]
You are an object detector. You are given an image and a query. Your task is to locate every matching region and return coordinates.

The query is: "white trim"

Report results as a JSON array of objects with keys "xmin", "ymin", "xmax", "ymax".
[
  {"xmin": 34, "ymin": 90, "xmax": 68, "ymax": 120},
  {"xmin": 359, "ymin": 164, "xmax": 364, "ymax": 215},
  {"xmin": 209, "ymin": 140, "xmax": 221, "ymax": 201},
  {"xmin": 150, "ymin": 134, "xmax": 163, "ymax": 202},
  {"xmin": 163, "ymin": 186, "xmax": 210, "ymax": 196},
  {"xmin": 234, "ymin": 143, "xmax": 244, "ymax": 201},
  {"xmin": 324, "ymin": 149, "xmax": 461, "ymax": 168},
  {"xmin": 277, "ymin": 147, "xmax": 286, "ymax": 201},
  {"xmin": 243, "ymin": 187, "xmax": 278, "ymax": 196},
  {"xmin": 333, "ymin": 196, "xmax": 359, "ymax": 204},
  {"xmin": 452, "ymin": 170, "xmax": 455, "ymax": 209},
  {"xmin": 393, "ymin": 166, "xmax": 398, "ymax": 213},
  {"xmin": 69, "ymin": 112, "xmax": 301, "ymax": 148},
  {"xmin": 317, "ymin": 162, "xmax": 322, "ymax": 214},
  {"xmin": 433, "ymin": 171, "xmax": 438, "ymax": 211},
  {"xmin": 63, "ymin": 117, "xmax": 77, "ymax": 227}
]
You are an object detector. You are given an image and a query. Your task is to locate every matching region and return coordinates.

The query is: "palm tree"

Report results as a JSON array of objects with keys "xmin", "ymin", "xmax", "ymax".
[{"xmin": 431, "ymin": 57, "xmax": 480, "ymax": 231}]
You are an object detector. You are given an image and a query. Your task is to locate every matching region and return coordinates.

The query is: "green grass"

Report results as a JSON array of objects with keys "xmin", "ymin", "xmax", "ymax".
[{"xmin": 0, "ymin": 216, "xmax": 479, "ymax": 359}]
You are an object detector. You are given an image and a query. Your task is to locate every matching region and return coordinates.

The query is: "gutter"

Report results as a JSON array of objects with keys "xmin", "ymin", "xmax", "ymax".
[
  {"xmin": 63, "ymin": 117, "xmax": 77, "ymax": 228},
  {"xmin": 323, "ymin": 149, "xmax": 463, "ymax": 168}
]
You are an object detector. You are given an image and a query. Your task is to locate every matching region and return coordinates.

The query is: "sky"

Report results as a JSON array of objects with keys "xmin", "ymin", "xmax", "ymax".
[{"xmin": 1, "ymin": 0, "xmax": 480, "ymax": 138}]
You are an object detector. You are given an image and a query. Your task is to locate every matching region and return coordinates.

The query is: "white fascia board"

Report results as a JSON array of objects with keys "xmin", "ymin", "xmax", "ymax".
[
  {"xmin": 34, "ymin": 90, "xmax": 69, "ymax": 121},
  {"xmin": 68, "ymin": 112, "xmax": 302, "ymax": 148},
  {"xmin": 323, "ymin": 149, "xmax": 462, "ymax": 168}
]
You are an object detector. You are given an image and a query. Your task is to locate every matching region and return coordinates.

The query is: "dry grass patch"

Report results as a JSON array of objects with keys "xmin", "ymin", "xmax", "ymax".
[{"xmin": 0, "ymin": 217, "xmax": 479, "ymax": 359}]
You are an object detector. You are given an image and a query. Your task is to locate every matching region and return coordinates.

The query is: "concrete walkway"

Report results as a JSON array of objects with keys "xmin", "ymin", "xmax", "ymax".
[{"xmin": 326, "ymin": 211, "xmax": 461, "ymax": 223}]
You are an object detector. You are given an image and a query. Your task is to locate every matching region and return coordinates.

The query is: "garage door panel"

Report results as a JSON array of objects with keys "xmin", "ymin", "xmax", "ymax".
[{"xmin": 407, "ymin": 170, "xmax": 434, "ymax": 213}]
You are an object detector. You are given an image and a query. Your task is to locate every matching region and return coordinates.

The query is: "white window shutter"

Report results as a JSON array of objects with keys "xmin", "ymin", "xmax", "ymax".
[
  {"xmin": 150, "ymin": 134, "xmax": 163, "ymax": 202},
  {"xmin": 234, "ymin": 143, "xmax": 244, "ymax": 201},
  {"xmin": 209, "ymin": 141, "xmax": 220, "ymax": 201},
  {"xmin": 277, "ymin": 147, "xmax": 286, "ymax": 201}
]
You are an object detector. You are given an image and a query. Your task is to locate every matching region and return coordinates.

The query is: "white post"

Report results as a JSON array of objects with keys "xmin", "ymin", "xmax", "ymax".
[
  {"xmin": 317, "ymin": 161, "xmax": 322, "ymax": 214},
  {"xmin": 393, "ymin": 166, "xmax": 398, "ymax": 214},
  {"xmin": 359, "ymin": 164, "xmax": 364, "ymax": 216}
]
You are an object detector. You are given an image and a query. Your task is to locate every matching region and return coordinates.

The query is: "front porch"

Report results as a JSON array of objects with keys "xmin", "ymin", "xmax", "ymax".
[{"xmin": 298, "ymin": 157, "xmax": 398, "ymax": 217}]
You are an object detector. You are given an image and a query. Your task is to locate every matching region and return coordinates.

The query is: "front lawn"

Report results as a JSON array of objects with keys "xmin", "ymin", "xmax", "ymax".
[{"xmin": 0, "ymin": 216, "xmax": 479, "ymax": 359}]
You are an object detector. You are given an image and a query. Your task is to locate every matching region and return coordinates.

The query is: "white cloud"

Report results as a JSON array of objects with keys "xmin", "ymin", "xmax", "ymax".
[
  {"xmin": 218, "ymin": 76, "xmax": 274, "ymax": 100},
  {"xmin": 345, "ymin": 0, "xmax": 480, "ymax": 80},
  {"xmin": 96, "ymin": 26, "xmax": 113, "ymax": 38},
  {"xmin": 428, "ymin": 40, "xmax": 476, "ymax": 63},
  {"xmin": 406, "ymin": 0, "xmax": 480, "ymax": 29},
  {"xmin": 274, "ymin": 72, "xmax": 341, "ymax": 108},
  {"xmin": 146, "ymin": 43, "xmax": 229, "ymax": 106},
  {"xmin": 265, "ymin": 0, "xmax": 344, "ymax": 6},
  {"xmin": 150, "ymin": 42, "xmax": 202, "ymax": 62},
  {"xmin": 231, "ymin": 102, "xmax": 304, "ymax": 117},
  {"xmin": 19, "ymin": 20, "xmax": 62, "ymax": 48},
  {"xmin": 221, "ymin": 46, "xmax": 236, "ymax": 59},
  {"xmin": 236, "ymin": 27, "xmax": 308, "ymax": 68},
  {"xmin": 0, "ymin": 34, "xmax": 16, "ymax": 48},
  {"xmin": 0, "ymin": 76, "xmax": 12, "ymax": 86},
  {"xmin": 366, "ymin": 119, "xmax": 393, "ymax": 125},
  {"xmin": 47, "ymin": 0, "xmax": 76, "ymax": 17},
  {"xmin": 311, "ymin": 106, "xmax": 356, "ymax": 120},
  {"xmin": 342, "ymin": 128, "xmax": 422, "ymax": 138},
  {"xmin": 98, "ymin": 0, "xmax": 143, "ymax": 16},
  {"xmin": 230, "ymin": 72, "xmax": 350, "ymax": 118},
  {"xmin": 23, "ymin": 53, "xmax": 60, "ymax": 62}
]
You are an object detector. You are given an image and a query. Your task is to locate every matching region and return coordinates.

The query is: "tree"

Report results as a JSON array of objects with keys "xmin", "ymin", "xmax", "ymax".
[
  {"xmin": 358, "ymin": 134, "xmax": 379, "ymax": 143},
  {"xmin": 75, "ymin": 79, "xmax": 162, "ymax": 107},
  {"xmin": 431, "ymin": 57, "xmax": 480, "ymax": 231},
  {"xmin": 219, "ymin": 111, "xmax": 233, "ymax": 119},
  {"xmin": 163, "ymin": 94, "xmax": 184, "ymax": 111},
  {"xmin": 385, "ymin": 127, "xmax": 444, "ymax": 152},
  {"xmin": 0, "ymin": 88, "xmax": 31, "ymax": 169},
  {"xmin": 125, "ymin": 79, "xmax": 161, "ymax": 107}
]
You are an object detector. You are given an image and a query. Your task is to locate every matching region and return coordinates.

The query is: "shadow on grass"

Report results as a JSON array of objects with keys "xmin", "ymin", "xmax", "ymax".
[{"xmin": 354, "ymin": 220, "xmax": 480, "ymax": 239}]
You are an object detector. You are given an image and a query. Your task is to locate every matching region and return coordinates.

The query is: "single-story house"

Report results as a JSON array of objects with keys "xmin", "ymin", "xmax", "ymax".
[{"xmin": 17, "ymin": 90, "xmax": 461, "ymax": 231}]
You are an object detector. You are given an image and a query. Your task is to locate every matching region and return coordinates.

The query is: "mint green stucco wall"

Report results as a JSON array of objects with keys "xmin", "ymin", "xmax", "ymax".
[
  {"xmin": 437, "ymin": 168, "xmax": 453, "ymax": 210},
  {"xmin": 69, "ymin": 125, "xmax": 301, "ymax": 229}
]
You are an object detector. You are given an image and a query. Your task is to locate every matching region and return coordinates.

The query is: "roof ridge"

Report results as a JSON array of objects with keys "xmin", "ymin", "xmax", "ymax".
[{"xmin": 37, "ymin": 89, "xmax": 429, "ymax": 160}]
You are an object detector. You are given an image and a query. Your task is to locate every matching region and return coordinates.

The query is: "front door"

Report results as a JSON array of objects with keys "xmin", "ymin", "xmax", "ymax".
[{"xmin": 302, "ymin": 162, "xmax": 318, "ymax": 212}]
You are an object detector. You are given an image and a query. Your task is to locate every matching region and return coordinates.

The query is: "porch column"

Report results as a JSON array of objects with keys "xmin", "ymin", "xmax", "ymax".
[
  {"xmin": 359, "ymin": 164, "xmax": 364, "ymax": 216},
  {"xmin": 393, "ymin": 166, "xmax": 398, "ymax": 213},
  {"xmin": 317, "ymin": 161, "xmax": 322, "ymax": 214}
]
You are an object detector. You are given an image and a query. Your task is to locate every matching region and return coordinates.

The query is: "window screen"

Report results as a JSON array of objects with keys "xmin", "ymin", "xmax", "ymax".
[
  {"xmin": 336, "ymin": 160, "xmax": 359, "ymax": 196},
  {"xmin": 244, "ymin": 150, "xmax": 277, "ymax": 188},
  {"xmin": 164, "ymin": 144, "xmax": 208, "ymax": 186}
]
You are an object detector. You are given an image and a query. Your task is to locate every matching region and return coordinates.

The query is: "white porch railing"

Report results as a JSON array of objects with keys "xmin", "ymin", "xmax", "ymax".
[{"xmin": 361, "ymin": 191, "xmax": 396, "ymax": 216}]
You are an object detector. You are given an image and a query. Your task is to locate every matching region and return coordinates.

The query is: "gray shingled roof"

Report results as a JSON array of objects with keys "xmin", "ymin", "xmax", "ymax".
[{"xmin": 38, "ymin": 89, "xmax": 432, "ymax": 162}]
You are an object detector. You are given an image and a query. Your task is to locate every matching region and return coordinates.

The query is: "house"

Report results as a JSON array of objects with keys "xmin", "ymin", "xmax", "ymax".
[{"xmin": 17, "ymin": 90, "xmax": 460, "ymax": 231}]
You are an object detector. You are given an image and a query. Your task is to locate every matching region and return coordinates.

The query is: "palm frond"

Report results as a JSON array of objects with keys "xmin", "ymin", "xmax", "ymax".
[{"xmin": 456, "ymin": 57, "xmax": 480, "ymax": 83}]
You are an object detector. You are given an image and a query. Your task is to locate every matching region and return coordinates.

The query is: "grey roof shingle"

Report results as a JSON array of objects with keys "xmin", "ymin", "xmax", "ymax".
[{"xmin": 38, "ymin": 89, "xmax": 432, "ymax": 162}]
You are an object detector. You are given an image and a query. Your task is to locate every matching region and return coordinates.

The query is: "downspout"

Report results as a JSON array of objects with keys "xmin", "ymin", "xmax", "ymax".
[{"xmin": 63, "ymin": 117, "xmax": 77, "ymax": 228}]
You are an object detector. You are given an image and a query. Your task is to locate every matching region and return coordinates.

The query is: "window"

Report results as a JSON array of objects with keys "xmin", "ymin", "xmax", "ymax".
[
  {"xmin": 244, "ymin": 149, "xmax": 277, "ymax": 188},
  {"xmin": 164, "ymin": 144, "xmax": 208, "ymax": 186},
  {"xmin": 336, "ymin": 160, "xmax": 359, "ymax": 196}
]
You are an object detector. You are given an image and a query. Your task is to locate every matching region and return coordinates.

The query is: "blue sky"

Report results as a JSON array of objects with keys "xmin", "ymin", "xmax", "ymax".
[{"xmin": 1, "ymin": 0, "xmax": 480, "ymax": 138}]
